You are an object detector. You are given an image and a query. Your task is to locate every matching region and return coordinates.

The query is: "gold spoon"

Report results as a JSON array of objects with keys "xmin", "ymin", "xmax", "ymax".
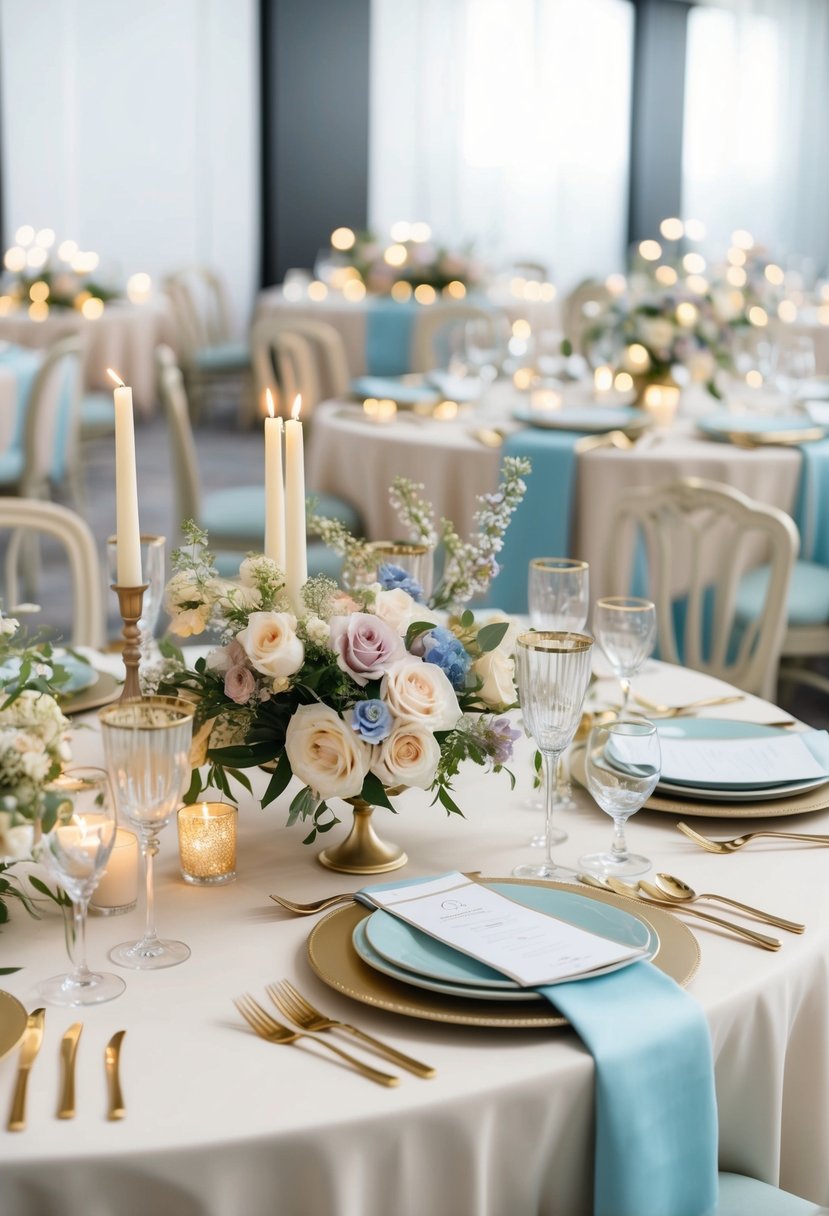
[
  {"xmin": 599, "ymin": 876, "xmax": 782, "ymax": 950},
  {"xmin": 653, "ymin": 873, "xmax": 805, "ymax": 934}
]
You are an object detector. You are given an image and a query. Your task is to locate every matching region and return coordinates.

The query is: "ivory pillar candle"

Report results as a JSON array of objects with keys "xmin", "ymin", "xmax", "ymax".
[
  {"xmin": 284, "ymin": 395, "xmax": 307, "ymax": 613},
  {"xmin": 90, "ymin": 828, "xmax": 139, "ymax": 915},
  {"xmin": 264, "ymin": 389, "xmax": 286, "ymax": 567},
  {"xmin": 107, "ymin": 368, "xmax": 143, "ymax": 585}
]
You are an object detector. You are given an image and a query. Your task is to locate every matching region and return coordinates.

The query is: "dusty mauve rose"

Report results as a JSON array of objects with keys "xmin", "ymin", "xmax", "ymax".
[
  {"xmin": 206, "ymin": 640, "xmax": 246, "ymax": 676},
  {"xmin": 371, "ymin": 723, "xmax": 440, "ymax": 789},
  {"xmin": 329, "ymin": 613, "xmax": 405, "ymax": 686},
  {"xmin": 237, "ymin": 612, "xmax": 304, "ymax": 679},
  {"xmin": 381, "ymin": 659, "xmax": 461, "ymax": 730},
  {"xmin": 224, "ymin": 664, "xmax": 256, "ymax": 705},
  {"xmin": 285, "ymin": 704, "xmax": 371, "ymax": 800}
]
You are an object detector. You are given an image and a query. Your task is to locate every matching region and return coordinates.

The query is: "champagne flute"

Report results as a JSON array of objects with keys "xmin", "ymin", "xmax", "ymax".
[
  {"xmin": 593, "ymin": 596, "xmax": 656, "ymax": 715},
  {"xmin": 579, "ymin": 719, "xmax": 661, "ymax": 877},
  {"xmin": 100, "ymin": 696, "xmax": 195, "ymax": 970},
  {"xmin": 513, "ymin": 631, "xmax": 593, "ymax": 879},
  {"xmin": 37, "ymin": 766, "xmax": 125, "ymax": 1006},
  {"xmin": 524, "ymin": 558, "xmax": 590, "ymax": 840}
]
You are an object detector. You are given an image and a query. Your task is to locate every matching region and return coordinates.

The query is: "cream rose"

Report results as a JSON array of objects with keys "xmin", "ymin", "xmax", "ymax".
[
  {"xmin": 371, "ymin": 722, "xmax": 440, "ymax": 790},
  {"xmin": 237, "ymin": 612, "xmax": 304, "ymax": 679},
  {"xmin": 374, "ymin": 588, "xmax": 439, "ymax": 637},
  {"xmin": 472, "ymin": 617, "xmax": 519, "ymax": 710},
  {"xmin": 381, "ymin": 659, "xmax": 461, "ymax": 730},
  {"xmin": 285, "ymin": 704, "xmax": 371, "ymax": 800}
]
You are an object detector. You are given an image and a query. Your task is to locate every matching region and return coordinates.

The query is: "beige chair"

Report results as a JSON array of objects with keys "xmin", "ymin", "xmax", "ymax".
[
  {"xmin": 0, "ymin": 335, "xmax": 84, "ymax": 505},
  {"xmin": 0, "ymin": 497, "xmax": 104, "ymax": 647},
  {"xmin": 249, "ymin": 322, "xmax": 322, "ymax": 423},
  {"xmin": 164, "ymin": 267, "xmax": 251, "ymax": 421},
  {"xmin": 155, "ymin": 346, "xmax": 360, "ymax": 570},
  {"xmin": 410, "ymin": 303, "xmax": 499, "ymax": 373},
  {"xmin": 562, "ymin": 280, "xmax": 613, "ymax": 355},
  {"xmin": 251, "ymin": 316, "xmax": 350, "ymax": 411},
  {"xmin": 604, "ymin": 478, "xmax": 798, "ymax": 700}
]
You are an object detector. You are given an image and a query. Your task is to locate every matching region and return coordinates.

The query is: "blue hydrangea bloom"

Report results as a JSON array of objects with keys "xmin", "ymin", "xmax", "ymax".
[
  {"xmin": 421, "ymin": 627, "xmax": 472, "ymax": 691},
  {"xmin": 351, "ymin": 699, "xmax": 393, "ymax": 742},
  {"xmin": 377, "ymin": 562, "xmax": 424, "ymax": 602}
]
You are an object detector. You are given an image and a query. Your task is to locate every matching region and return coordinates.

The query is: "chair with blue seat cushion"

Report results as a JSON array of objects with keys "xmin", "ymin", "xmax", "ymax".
[
  {"xmin": 736, "ymin": 559, "xmax": 829, "ymax": 697},
  {"xmin": 605, "ymin": 477, "xmax": 799, "ymax": 700},
  {"xmin": 716, "ymin": 1172, "xmax": 828, "ymax": 1214},
  {"xmin": 251, "ymin": 315, "xmax": 350, "ymax": 418},
  {"xmin": 79, "ymin": 391, "xmax": 116, "ymax": 440},
  {"xmin": 156, "ymin": 346, "xmax": 361, "ymax": 572},
  {"xmin": 164, "ymin": 267, "xmax": 251, "ymax": 423}
]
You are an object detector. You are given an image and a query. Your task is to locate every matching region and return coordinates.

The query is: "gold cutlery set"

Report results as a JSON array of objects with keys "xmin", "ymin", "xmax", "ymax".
[
  {"xmin": 235, "ymin": 980, "xmax": 435, "ymax": 1086},
  {"xmin": 6, "ymin": 1012, "xmax": 126, "ymax": 1130}
]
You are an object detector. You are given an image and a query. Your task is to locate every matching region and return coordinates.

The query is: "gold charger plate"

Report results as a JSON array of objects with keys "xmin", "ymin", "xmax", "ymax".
[
  {"xmin": 59, "ymin": 670, "xmax": 121, "ymax": 716},
  {"xmin": 306, "ymin": 877, "xmax": 700, "ymax": 1029},
  {"xmin": 0, "ymin": 990, "xmax": 28, "ymax": 1062}
]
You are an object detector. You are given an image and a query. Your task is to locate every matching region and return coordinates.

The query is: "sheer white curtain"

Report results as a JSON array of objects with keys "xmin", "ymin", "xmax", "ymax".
[
  {"xmin": 683, "ymin": 0, "xmax": 829, "ymax": 271},
  {"xmin": 369, "ymin": 0, "xmax": 633, "ymax": 289}
]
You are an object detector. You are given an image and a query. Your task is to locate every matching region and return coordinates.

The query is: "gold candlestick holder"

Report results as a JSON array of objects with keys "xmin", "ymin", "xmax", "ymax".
[{"xmin": 111, "ymin": 583, "xmax": 149, "ymax": 701}]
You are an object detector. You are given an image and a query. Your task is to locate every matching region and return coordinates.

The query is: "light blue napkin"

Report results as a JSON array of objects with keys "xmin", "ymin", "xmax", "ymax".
[
  {"xmin": 483, "ymin": 428, "xmax": 584, "ymax": 613},
  {"xmin": 0, "ymin": 345, "xmax": 42, "ymax": 450},
  {"xmin": 360, "ymin": 873, "xmax": 719, "ymax": 1216},
  {"xmin": 365, "ymin": 298, "xmax": 417, "ymax": 377}
]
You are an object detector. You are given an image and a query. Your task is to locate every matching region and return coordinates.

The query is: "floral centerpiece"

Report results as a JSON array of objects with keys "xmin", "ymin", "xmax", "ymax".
[
  {"xmin": 157, "ymin": 459, "xmax": 530, "ymax": 870},
  {"xmin": 1, "ymin": 229, "xmax": 118, "ymax": 317},
  {"xmin": 0, "ymin": 608, "xmax": 73, "ymax": 941},
  {"xmin": 323, "ymin": 226, "xmax": 485, "ymax": 298}
]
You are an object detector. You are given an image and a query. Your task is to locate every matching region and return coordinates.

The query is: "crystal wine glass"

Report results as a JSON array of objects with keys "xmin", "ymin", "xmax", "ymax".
[
  {"xmin": 513, "ymin": 631, "xmax": 593, "ymax": 879},
  {"xmin": 100, "ymin": 696, "xmax": 195, "ymax": 970},
  {"xmin": 579, "ymin": 719, "xmax": 661, "ymax": 877},
  {"xmin": 524, "ymin": 558, "xmax": 590, "ymax": 841},
  {"xmin": 37, "ymin": 766, "xmax": 125, "ymax": 1005},
  {"xmin": 593, "ymin": 596, "xmax": 656, "ymax": 715}
]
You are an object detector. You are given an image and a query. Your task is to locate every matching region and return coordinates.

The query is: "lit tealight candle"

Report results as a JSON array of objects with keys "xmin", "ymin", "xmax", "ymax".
[
  {"xmin": 90, "ymin": 828, "xmax": 139, "ymax": 915},
  {"xmin": 107, "ymin": 368, "xmax": 143, "ymax": 586},
  {"xmin": 264, "ymin": 389, "xmax": 286, "ymax": 568},
  {"xmin": 177, "ymin": 803, "xmax": 237, "ymax": 885},
  {"xmin": 643, "ymin": 383, "xmax": 681, "ymax": 428},
  {"xmin": 593, "ymin": 365, "xmax": 614, "ymax": 398},
  {"xmin": 284, "ymin": 395, "xmax": 307, "ymax": 613},
  {"xmin": 530, "ymin": 388, "xmax": 563, "ymax": 413}
]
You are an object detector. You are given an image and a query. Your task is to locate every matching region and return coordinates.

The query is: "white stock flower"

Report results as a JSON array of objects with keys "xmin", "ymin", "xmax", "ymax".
[
  {"xmin": 371, "ymin": 722, "xmax": 440, "ymax": 790},
  {"xmin": 285, "ymin": 704, "xmax": 370, "ymax": 800},
  {"xmin": 374, "ymin": 588, "xmax": 439, "ymax": 636},
  {"xmin": 164, "ymin": 570, "xmax": 205, "ymax": 613},
  {"xmin": 237, "ymin": 612, "xmax": 304, "ymax": 679},
  {"xmin": 381, "ymin": 659, "xmax": 461, "ymax": 730},
  {"xmin": 0, "ymin": 615, "xmax": 19, "ymax": 637}
]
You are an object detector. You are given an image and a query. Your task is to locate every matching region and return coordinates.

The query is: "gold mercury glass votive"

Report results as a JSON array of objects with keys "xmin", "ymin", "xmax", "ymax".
[{"xmin": 177, "ymin": 803, "xmax": 237, "ymax": 885}]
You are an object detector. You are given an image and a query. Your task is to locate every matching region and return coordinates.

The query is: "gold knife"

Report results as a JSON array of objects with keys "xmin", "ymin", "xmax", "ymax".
[
  {"xmin": 105, "ymin": 1030, "xmax": 126, "ymax": 1121},
  {"xmin": 7, "ymin": 1007, "xmax": 45, "ymax": 1132},
  {"xmin": 57, "ymin": 1023, "xmax": 83, "ymax": 1119}
]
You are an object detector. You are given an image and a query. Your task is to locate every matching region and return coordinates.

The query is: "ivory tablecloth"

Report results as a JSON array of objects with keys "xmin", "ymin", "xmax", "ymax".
[{"xmin": 2, "ymin": 660, "xmax": 829, "ymax": 1215}]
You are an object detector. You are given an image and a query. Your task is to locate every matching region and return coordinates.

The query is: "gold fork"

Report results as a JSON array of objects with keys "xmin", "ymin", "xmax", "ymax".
[
  {"xmin": 269, "ymin": 891, "xmax": 356, "ymax": 915},
  {"xmin": 234, "ymin": 994, "xmax": 400, "ymax": 1087},
  {"xmin": 267, "ymin": 980, "xmax": 436, "ymax": 1079},
  {"xmin": 677, "ymin": 821, "xmax": 829, "ymax": 854}
]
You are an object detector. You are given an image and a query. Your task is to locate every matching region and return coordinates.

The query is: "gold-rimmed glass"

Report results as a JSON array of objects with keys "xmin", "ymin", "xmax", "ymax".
[
  {"xmin": 99, "ymin": 696, "xmax": 195, "ymax": 970},
  {"xmin": 513, "ymin": 631, "xmax": 593, "ymax": 879},
  {"xmin": 593, "ymin": 596, "xmax": 656, "ymax": 714},
  {"xmin": 368, "ymin": 541, "xmax": 435, "ymax": 602}
]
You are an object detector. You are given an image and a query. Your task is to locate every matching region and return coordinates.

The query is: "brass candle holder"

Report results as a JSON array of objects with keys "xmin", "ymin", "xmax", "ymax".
[{"xmin": 111, "ymin": 583, "xmax": 149, "ymax": 701}]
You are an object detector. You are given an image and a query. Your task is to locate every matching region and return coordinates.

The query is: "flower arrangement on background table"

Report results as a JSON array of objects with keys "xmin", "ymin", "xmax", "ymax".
[
  {"xmin": 157, "ymin": 458, "xmax": 530, "ymax": 870},
  {"xmin": 319, "ymin": 224, "xmax": 486, "ymax": 300}
]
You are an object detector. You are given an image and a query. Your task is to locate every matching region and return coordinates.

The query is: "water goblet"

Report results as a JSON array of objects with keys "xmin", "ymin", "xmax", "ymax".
[
  {"xmin": 579, "ymin": 718, "xmax": 661, "ymax": 877},
  {"xmin": 100, "ymin": 696, "xmax": 195, "ymax": 970},
  {"xmin": 107, "ymin": 534, "xmax": 166, "ymax": 669},
  {"xmin": 773, "ymin": 335, "xmax": 816, "ymax": 404},
  {"xmin": 37, "ymin": 766, "xmax": 125, "ymax": 1006},
  {"xmin": 513, "ymin": 631, "xmax": 593, "ymax": 879},
  {"xmin": 593, "ymin": 596, "xmax": 656, "ymax": 715},
  {"xmin": 524, "ymin": 558, "xmax": 590, "ymax": 839}
]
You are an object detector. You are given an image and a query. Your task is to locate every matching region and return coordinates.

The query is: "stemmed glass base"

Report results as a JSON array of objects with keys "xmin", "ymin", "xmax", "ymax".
[
  {"xmin": 513, "ymin": 859, "xmax": 577, "ymax": 880},
  {"xmin": 578, "ymin": 850, "xmax": 651, "ymax": 879},
  {"xmin": 39, "ymin": 969, "xmax": 125, "ymax": 1007},
  {"xmin": 109, "ymin": 938, "xmax": 190, "ymax": 971}
]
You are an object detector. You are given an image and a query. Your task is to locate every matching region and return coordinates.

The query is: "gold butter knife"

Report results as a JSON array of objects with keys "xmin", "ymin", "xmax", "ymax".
[
  {"xmin": 105, "ymin": 1030, "xmax": 126, "ymax": 1121},
  {"xmin": 57, "ymin": 1023, "xmax": 83, "ymax": 1119},
  {"xmin": 7, "ymin": 1007, "xmax": 45, "ymax": 1132}
]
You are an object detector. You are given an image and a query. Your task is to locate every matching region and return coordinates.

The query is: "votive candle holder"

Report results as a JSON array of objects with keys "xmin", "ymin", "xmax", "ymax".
[
  {"xmin": 90, "ymin": 828, "xmax": 140, "ymax": 916},
  {"xmin": 177, "ymin": 803, "xmax": 237, "ymax": 885}
]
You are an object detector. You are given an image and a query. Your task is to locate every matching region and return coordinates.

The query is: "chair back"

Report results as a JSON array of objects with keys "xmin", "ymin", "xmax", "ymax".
[
  {"xmin": 410, "ymin": 303, "xmax": 499, "ymax": 373},
  {"xmin": 252, "ymin": 315, "xmax": 349, "ymax": 403},
  {"xmin": 21, "ymin": 336, "xmax": 84, "ymax": 497},
  {"xmin": 604, "ymin": 477, "xmax": 798, "ymax": 699},
  {"xmin": 0, "ymin": 497, "xmax": 104, "ymax": 647},
  {"xmin": 562, "ymin": 280, "xmax": 612, "ymax": 355},
  {"xmin": 164, "ymin": 268, "xmax": 236, "ymax": 363},
  {"xmin": 250, "ymin": 320, "xmax": 322, "ymax": 418},
  {"xmin": 155, "ymin": 346, "xmax": 201, "ymax": 539}
]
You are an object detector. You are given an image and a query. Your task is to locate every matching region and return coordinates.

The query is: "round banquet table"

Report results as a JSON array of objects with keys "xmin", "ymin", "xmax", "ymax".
[
  {"xmin": 0, "ymin": 300, "xmax": 173, "ymax": 416},
  {"xmin": 2, "ymin": 657, "xmax": 829, "ymax": 1215},
  {"xmin": 307, "ymin": 392, "xmax": 805, "ymax": 605}
]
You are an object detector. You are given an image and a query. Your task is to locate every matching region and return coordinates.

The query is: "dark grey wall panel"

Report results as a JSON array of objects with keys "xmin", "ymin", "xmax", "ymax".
[{"xmin": 261, "ymin": 0, "xmax": 370, "ymax": 285}]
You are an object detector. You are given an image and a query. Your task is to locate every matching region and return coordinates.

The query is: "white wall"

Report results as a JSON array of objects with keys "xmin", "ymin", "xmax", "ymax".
[{"xmin": 0, "ymin": 0, "xmax": 259, "ymax": 323}]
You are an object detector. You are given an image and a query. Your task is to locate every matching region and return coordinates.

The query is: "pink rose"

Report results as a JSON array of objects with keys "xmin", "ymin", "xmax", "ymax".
[
  {"xmin": 224, "ymin": 664, "xmax": 256, "ymax": 705},
  {"xmin": 206, "ymin": 640, "xmax": 246, "ymax": 676},
  {"xmin": 329, "ymin": 613, "xmax": 406, "ymax": 687}
]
